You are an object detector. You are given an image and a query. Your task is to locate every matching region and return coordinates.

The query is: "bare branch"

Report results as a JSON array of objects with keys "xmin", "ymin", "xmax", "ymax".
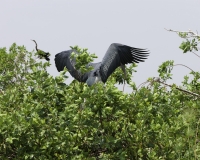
[
  {"xmin": 191, "ymin": 51, "xmax": 200, "ymax": 59},
  {"xmin": 137, "ymin": 81, "xmax": 148, "ymax": 90},
  {"xmin": 173, "ymin": 64, "xmax": 194, "ymax": 72},
  {"xmin": 152, "ymin": 77, "xmax": 200, "ymax": 98},
  {"xmin": 165, "ymin": 28, "xmax": 200, "ymax": 39}
]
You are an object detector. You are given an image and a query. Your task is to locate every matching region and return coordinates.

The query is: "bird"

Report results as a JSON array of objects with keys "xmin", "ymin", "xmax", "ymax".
[
  {"xmin": 55, "ymin": 43, "xmax": 149, "ymax": 86},
  {"xmin": 31, "ymin": 40, "xmax": 50, "ymax": 61}
]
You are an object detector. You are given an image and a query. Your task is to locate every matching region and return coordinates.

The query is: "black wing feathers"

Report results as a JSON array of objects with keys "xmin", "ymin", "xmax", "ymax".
[
  {"xmin": 119, "ymin": 45, "xmax": 149, "ymax": 64},
  {"xmin": 100, "ymin": 43, "xmax": 149, "ymax": 83},
  {"xmin": 55, "ymin": 43, "xmax": 149, "ymax": 84},
  {"xmin": 55, "ymin": 50, "xmax": 101, "ymax": 82},
  {"xmin": 55, "ymin": 50, "xmax": 87, "ymax": 82}
]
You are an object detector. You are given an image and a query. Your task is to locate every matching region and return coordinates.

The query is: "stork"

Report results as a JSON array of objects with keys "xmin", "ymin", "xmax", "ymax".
[{"xmin": 55, "ymin": 43, "xmax": 149, "ymax": 86}]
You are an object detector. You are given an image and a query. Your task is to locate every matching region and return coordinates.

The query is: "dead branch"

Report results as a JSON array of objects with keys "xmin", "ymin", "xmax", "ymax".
[
  {"xmin": 192, "ymin": 51, "xmax": 200, "ymax": 59},
  {"xmin": 152, "ymin": 77, "xmax": 200, "ymax": 98},
  {"xmin": 173, "ymin": 64, "xmax": 194, "ymax": 72},
  {"xmin": 165, "ymin": 28, "xmax": 200, "ymax": 38}
]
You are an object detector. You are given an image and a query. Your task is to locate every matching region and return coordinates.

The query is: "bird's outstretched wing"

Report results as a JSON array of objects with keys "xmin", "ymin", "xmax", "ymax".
[
  {"xmin": 55, "ymin": 50, "xmax": 85, "ymax": 82},
  {"xmin": 55, "ymin": 50, "xmax": 97, "ymax": 82},
  {"xmin": 99, "ymin": 43, "xmax": 149, "ymax": 83}
]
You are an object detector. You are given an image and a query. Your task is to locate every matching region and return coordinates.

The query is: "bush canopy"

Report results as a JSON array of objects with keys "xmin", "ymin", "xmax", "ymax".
[{"xmin": 0, "ymin": 30, "xmax": 200, "ymax": 159}]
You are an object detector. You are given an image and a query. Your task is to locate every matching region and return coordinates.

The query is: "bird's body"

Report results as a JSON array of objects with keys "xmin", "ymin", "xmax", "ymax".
[{"xmin": 55, "ymin": 43, "xmax": 149, "ymax": 86}]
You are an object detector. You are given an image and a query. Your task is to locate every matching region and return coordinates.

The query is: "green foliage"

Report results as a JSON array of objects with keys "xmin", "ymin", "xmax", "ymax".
[
  {"xmin": 0, "ymin": 43, "xmax": 200, "ymax": 159},
  {"xmin": 36, "ymin": 50, "xmax": 50, "ymax": 60},
  {"xmin": 178, "ymin": 31, "xmax": 199, "ymax": 53},
  {"xmin": 111, "ymin": 63, "xmax": 137, "ymax": 85},
  {"xmin": 158, "ymin": 60, "xmax": 174, "ymax": 81},
  {"xmin": 179, "ymin": 39, "xmax": 198, "ymax": 53},
  {"xmin": 70, "ymin": 46, "xmax": 97, "ymax": 74}
]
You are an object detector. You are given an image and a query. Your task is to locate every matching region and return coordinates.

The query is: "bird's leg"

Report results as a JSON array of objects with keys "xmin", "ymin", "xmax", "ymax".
[
  {"xmin": 103, "ymin": 83, "xmax": 106, "ymax": 94},
  {"xmin": 123, "ymin": 83, "xmax": 126, "ymax": 92},
  {"xmin": 120, "ymin": 64, "xmax": 126, "ymax": 92}
]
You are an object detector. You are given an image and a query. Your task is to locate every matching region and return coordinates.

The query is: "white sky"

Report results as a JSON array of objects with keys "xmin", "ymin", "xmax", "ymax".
[{"xmin": 1, "ymin": 1, "xmax": 200, "ymax": 92}]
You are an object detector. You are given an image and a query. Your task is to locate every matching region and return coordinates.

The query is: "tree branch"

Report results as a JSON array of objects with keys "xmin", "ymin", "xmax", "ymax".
[
  {"xmin": 192, "ymin": 51, "xmax": 200, "ymax": 59},
  {"xmin": 152, "ymin": 77, "xmax": 200, "ymax": 98},
  {"xmin": 137, "ymin": 81, "xmax": 148, "ymax": 90},
  {"xmin": 165, "ymin": 28, "xmax": 200, "ymax": 38},
  {"xmin": 173, "ymin": 64, "xmax": 194, "ymax": 72}
]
